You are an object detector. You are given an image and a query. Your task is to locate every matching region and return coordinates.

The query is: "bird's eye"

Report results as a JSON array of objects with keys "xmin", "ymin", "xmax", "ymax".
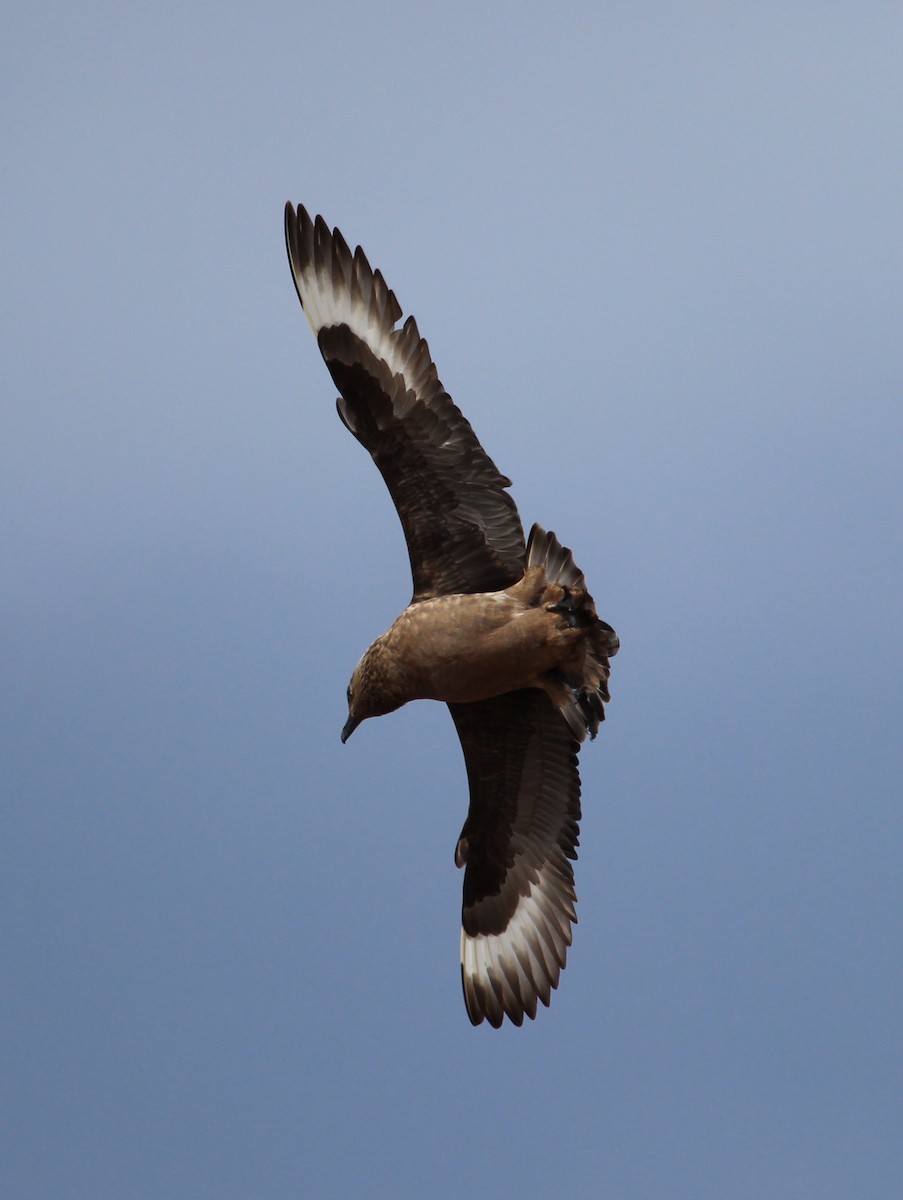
[{"xmin": 346, "ymin": 684, "xmax": 353, "ymax": 704}]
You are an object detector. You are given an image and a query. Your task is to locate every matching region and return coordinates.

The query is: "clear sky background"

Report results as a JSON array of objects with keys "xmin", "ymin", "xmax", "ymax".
[{"xmin": 3, "ymin": 4, "xmax": 902, "ymax": 1198}]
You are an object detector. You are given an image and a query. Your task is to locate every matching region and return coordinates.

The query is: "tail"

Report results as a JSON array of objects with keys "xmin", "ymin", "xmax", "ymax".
[{"xmin": 526, "ymin": 524, "xmax": 619, "ymax": 743}]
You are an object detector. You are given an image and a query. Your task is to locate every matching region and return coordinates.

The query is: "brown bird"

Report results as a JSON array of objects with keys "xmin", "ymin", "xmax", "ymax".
[{"xmin": 284, "ymin": 203, "xmax": 619, "ymax": 1028}]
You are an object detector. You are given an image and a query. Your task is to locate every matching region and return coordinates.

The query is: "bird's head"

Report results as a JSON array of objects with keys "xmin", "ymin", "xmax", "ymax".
[{"xmin": 341, "ymin": 639, "xmax": 406, "ymax": 743}]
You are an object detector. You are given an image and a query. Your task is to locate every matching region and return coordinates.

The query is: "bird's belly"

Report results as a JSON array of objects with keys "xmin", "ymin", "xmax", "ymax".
[{"xmin": 401, "ymin": 600, "xmax": 566, "ymax": 704}]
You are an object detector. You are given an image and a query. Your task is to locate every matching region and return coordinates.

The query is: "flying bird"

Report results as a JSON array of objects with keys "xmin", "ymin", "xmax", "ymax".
[{"xmin": 284, "ymin": 203, "xmax": 619, "ymax": 1027}]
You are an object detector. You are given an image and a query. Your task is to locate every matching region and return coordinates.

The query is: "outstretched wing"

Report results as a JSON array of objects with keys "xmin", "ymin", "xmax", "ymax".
[
  {"xmin": 449, "ymin": 690, "xmax": 582, "ymax": 1028},
  {"xmin": 285, "ymin": 203, "xmax": 526, "ymax": 600}
]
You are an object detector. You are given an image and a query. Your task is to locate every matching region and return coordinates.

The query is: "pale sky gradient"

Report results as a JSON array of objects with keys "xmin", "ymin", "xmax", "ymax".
[{"xmin": 3, "ymin": 4, "xmax": 902, "ymax": 1198}]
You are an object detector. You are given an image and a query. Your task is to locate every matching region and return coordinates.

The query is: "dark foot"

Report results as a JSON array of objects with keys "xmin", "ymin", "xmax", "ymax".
[{"xmin": 546, "ymin": 587, "xmax": 578, "ymax": 627}]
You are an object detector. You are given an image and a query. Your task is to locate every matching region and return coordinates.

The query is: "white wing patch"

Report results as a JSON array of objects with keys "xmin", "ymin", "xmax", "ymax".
[
  {"xmin": 461, "ymin": 864, "xmax": 575, "ymax": 1027},
  {"xmin": 288, "ymin": 212, "xmax": 413, "ymax": 384}
]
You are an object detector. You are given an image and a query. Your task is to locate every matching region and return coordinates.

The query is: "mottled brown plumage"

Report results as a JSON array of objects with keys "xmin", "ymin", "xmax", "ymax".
[{"xmin": 285, "ymin": 202, "xmax": 619, "ymax": 1027}]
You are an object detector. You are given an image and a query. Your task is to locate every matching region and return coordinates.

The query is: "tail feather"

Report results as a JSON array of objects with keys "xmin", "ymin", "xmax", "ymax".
[
  {"xmin": 526, "ymin": 524, "xmax": 619, "ymax": 742},
  {"xmin": 526, "ymin": 524, "xmax": 585, "ymax": 590}
]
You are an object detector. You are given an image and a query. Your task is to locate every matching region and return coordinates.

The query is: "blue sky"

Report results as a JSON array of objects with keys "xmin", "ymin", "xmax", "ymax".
[{"xmin": 3, "ymin": 3, "xmax": 902, "ymax": 1197}]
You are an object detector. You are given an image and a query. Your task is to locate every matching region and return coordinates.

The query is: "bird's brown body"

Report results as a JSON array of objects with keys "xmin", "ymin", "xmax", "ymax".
[
  {"xmin": 351, "ymin": 564, "xmax": 609, "ymax": 716},
  {"xmin": 396, "ymin": 587, "xmax": 581, "ymax": 704}
]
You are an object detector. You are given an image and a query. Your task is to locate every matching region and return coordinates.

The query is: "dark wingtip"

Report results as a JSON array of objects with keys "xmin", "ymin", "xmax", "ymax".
[{"xmin": 285, "ymin": 202, "xmax": 319, "ymax": 310}]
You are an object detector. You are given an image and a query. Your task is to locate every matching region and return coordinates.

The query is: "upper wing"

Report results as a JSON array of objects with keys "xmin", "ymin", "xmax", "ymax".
[
  {"xmin": 449, "ymin": 689, "xmax": 582, "ymax": 1028},
  {"xmin": 284, "ymin": 203, "xmax": 526, "ymax": 600}
]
